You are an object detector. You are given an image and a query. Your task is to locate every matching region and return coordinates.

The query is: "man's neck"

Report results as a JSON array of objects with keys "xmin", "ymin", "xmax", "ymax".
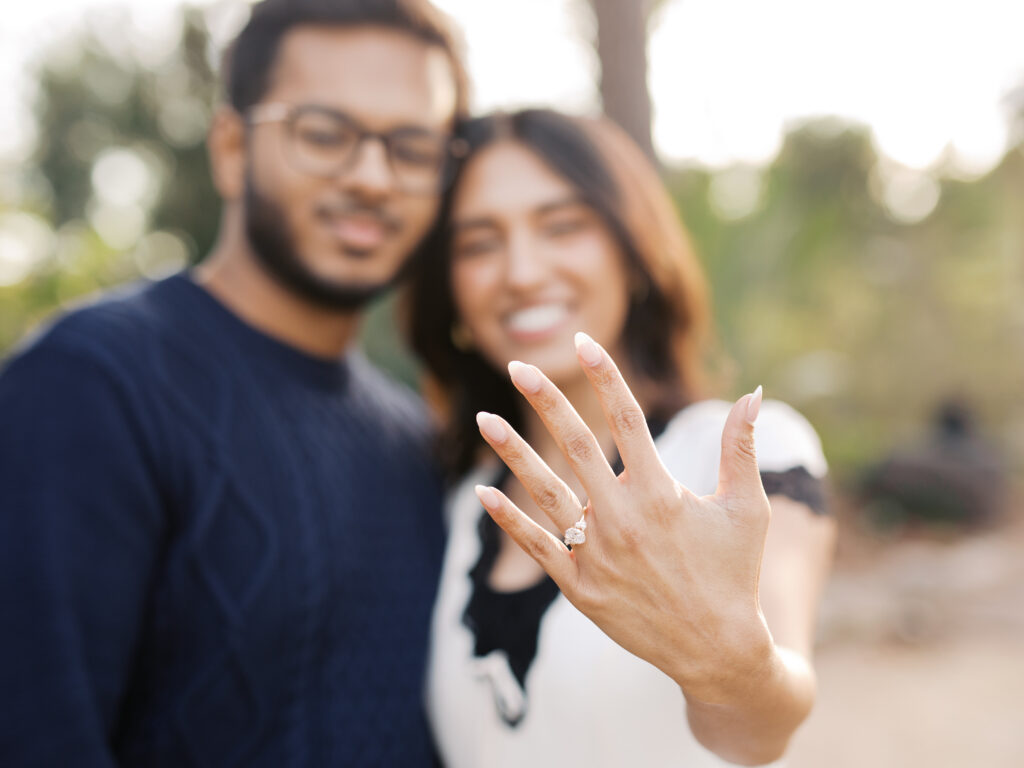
[{"xmin": 195, "ymin": 244, "xmax": 362, "ymax": 360}]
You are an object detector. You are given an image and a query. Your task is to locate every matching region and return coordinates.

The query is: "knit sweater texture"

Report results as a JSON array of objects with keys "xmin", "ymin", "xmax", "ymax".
[{"xmin": 0, "ymin": 274, "xmax": 445, "ymax": 767}]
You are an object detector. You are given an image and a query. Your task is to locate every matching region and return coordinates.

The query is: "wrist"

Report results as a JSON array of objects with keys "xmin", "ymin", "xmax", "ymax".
[{"xmin": 673, "ymin": 613, "xmax": 779, "ymax": 707}]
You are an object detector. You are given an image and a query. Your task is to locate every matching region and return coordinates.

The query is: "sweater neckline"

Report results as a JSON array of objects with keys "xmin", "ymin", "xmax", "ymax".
[{"xmin": 160, "ymin": 272, "xmax": 352, "ymax": 390}]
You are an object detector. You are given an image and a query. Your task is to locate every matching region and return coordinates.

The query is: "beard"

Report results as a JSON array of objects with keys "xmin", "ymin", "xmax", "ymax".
[{"xmin": 243, "ymin": 174, "xmax": 406, "ymax": 312}]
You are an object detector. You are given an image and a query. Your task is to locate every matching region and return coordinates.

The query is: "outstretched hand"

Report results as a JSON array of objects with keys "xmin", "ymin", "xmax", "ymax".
[{"xmin": 474, "ymin": 332, "xmax": 776, "ymax": 702}]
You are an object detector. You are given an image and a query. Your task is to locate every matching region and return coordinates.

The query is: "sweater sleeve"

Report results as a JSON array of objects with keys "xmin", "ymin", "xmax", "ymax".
[{"xmin": 0, "ymin": 335, "xmax": 165, "ymax": 767}]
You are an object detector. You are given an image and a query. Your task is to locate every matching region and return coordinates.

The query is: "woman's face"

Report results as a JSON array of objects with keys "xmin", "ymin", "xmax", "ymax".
[{"xmin": 449, "ymin": 140, "xmax": 633, "ymax": 386}]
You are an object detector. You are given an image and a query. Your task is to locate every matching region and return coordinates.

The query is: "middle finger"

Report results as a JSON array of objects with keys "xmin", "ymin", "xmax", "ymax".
[{"xmin": 506, "ymin": 360, "xmax": 618, "ymax": 501}]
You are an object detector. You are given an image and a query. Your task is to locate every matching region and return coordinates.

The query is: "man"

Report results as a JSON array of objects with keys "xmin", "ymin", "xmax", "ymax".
[{"xmin": 0, "ymin": 1, "xmax": 467, "ymax": 765}]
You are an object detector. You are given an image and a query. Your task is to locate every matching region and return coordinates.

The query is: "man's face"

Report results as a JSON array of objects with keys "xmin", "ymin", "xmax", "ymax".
[{"xmin": 243, "ymin": 26, "xmax": 458, "ymax": 309}]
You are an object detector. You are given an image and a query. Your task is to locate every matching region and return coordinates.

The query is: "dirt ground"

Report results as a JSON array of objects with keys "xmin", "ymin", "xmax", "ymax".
[{"xmin": 787, "ymin": 510, "xmax": 1024, "ymax": 767}]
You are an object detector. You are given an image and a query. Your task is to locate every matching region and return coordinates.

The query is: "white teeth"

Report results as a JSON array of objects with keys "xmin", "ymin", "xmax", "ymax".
[{"xmin": 506, "ymin": 304, "xmax": 568, "ymax": 334}]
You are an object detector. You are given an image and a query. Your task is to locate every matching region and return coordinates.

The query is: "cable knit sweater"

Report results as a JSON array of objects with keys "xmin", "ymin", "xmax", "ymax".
[{"xmin": 0, "ymin": 274, "xmax": 445, "ymax": 767}]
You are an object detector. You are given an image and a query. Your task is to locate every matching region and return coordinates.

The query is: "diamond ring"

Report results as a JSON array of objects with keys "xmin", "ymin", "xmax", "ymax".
[{"xmin": 564, "ymin": 515, "xmax": 587, "ymax": 548}]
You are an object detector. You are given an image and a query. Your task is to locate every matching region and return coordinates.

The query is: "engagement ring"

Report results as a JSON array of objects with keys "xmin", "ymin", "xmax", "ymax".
[{"xmin": 564, "ymin": 515, "xmax": 587, "ymax": 547}]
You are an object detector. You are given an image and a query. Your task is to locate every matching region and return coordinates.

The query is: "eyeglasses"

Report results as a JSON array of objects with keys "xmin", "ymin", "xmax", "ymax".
[{"xmin": 247, "ymin": 102, "xmax": 466, "ymax": 195}]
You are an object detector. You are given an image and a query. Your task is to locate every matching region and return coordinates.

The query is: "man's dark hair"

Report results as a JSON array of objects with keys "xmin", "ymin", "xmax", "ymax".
[{"xmin": 224, "ymin": 0, "xmax": 469, "ymax": 117}]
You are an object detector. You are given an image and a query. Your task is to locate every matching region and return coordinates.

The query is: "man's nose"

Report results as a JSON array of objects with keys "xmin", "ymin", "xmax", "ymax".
[{"xmin": 339, "ymin": 136, "xmax": 395, "ymax": 200}]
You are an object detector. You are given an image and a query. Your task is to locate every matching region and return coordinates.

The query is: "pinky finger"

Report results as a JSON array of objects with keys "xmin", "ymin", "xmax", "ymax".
[{"xmin": 475, "ymin": 485, "xmax": 579, "ymax": 592}]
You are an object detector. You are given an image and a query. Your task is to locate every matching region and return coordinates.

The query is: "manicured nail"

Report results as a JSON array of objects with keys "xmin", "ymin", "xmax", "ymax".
[
  {"xmin": 475, "ymin": 484, "xmax": 500, "ymax": 510},
  {"xmin": 746, "ymin": 385, "xmax": 763, "ymax": 424},
  {"xmin": 574, "ymin": 331, "xmax": 602, "ymax": 367},
  {"xmin": 508, "ymin": 360, "xmax": 542, "ymax": 393},
  {"xmin": 476, "ymin": 412, "xmax": 508, "ymax": 443}
]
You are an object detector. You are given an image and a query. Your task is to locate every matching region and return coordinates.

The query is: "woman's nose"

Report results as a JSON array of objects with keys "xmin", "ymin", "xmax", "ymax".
[{"xmin": 504, "ymin": 231, "xmax": 549, "ymax": 290}]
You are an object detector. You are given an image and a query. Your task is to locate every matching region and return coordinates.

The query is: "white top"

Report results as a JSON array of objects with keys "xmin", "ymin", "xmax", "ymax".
[{"xmin": 426, "ymin": 399, "xmax": 827, "ymax": 768}]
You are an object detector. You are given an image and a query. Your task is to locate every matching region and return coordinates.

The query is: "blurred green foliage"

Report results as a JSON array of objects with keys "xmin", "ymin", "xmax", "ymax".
[
  {"xmin": 668, "ymin": 127, "xmax": 1024, "ymax": 484},
  {"xmin": 0, "ymin": 6, "xmax": 219, "ymax": 356},
  {"xmin": 2, "ymin": 7, "xmax": 1022, "ymax": 489}
]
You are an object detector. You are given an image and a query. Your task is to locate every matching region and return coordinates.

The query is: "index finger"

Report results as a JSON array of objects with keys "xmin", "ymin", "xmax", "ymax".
[
  {"xmin": 573, "ymin": 332, "xmax": 662, "ymax": 481},
  {"xmin": 506, "ymin": 361, "xmax": 618, "ymax": 502}
]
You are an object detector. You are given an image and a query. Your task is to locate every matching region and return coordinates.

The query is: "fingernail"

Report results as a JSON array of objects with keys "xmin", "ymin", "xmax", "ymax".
[
  {"xmin": 508, "ymin": 360, "xmax": 542, "ymax": 393},
  {"xmin": 475, "ymin": 484, "xmax": 500, "ymax": 510},
  {"xmin": 746, "ymin": 385, "xmax": 763, "ymax": 424},
  {"xmin": 476, "ymin": 412, "xmax": 508, "ymax": 443},
  {"xmin": 574, "ymin": 331, "xmax": 602, "ymax": 367}
]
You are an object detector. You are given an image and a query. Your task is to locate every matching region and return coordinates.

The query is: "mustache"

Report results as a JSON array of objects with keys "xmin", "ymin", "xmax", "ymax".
[{"xmin": 316, "ymin": 199, "xmax": 402, "ymax": 233}]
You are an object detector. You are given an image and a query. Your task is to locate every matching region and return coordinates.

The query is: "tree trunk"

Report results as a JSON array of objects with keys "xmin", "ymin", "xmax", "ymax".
[{"xmin": 588, "ymin": 0, "xmax": 657, "ymax": 164}]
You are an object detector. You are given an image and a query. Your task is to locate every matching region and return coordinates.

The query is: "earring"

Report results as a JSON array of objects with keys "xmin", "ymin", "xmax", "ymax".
[{"xmin": 451, "ymin": 321, "xmax": 474, "ymax": 351}]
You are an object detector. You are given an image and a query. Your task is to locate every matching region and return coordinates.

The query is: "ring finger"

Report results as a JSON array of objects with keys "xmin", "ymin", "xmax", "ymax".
[{"xmin": 476, "ymin": 411, "xmax": 586, "ymax": 535}]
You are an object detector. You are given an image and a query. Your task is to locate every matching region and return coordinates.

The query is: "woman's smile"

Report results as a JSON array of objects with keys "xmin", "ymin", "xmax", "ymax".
[{"xmin": 502, "ymin": 301, "xmax": 571, "ymax": 342}]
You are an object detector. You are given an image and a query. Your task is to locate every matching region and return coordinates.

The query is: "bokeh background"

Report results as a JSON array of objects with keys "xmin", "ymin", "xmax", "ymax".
[{"xmin": 1, "ymin": 1, "xmax": 1022, "ymax": 765}]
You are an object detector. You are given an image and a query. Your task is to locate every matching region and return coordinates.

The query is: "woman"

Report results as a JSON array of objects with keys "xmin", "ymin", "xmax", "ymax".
[{"xmin": 407, "ymin": 109, "xmax": 835, "ymax": 766}]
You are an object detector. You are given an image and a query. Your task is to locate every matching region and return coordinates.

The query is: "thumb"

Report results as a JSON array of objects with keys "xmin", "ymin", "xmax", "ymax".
[{"xmin": 715, "ymin": 386, "xmax": 766, "ymax": 504}]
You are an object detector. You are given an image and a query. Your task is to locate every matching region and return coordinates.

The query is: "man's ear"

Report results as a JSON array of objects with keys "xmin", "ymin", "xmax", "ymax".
[{"xmin": 207, "ymin": 105, "xmax": 247, "ymax": 201}]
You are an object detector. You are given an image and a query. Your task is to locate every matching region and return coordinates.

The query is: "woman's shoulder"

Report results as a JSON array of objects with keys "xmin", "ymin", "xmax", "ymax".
[
  {"xmin": 749, "ymin": 398, "xmax": 828, "ymax": 477},
  {"xmin": 658, "ymin": 397, "xmax": 827, "ymax": 478}
]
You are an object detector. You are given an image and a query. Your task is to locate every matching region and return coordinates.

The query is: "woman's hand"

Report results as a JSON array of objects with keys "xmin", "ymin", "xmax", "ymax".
[
  {"xmin": 473, "ymin": 332, "xmax": 776, "ymax": 704},
  {"xmin": 474, "ymin": 331, "xmax": 826, "ymax": 763}
]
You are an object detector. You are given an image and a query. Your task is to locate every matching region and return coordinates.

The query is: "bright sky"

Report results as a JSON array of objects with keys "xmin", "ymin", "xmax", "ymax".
[{"xmin": 2, "ymin": 0, "xmax": 1023, "ymax": 174}]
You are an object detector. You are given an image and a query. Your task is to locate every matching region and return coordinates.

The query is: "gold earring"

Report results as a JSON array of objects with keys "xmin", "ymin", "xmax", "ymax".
[{"xmin": 451, "ymin": 321, "xmax": 474, "ymax": 351}]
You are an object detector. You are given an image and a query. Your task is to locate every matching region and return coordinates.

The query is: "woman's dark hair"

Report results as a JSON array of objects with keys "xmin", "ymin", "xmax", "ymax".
[
  {"xmin": 223, "ymin": 0, "xmax": 469, "ymax": 118},
  {"xmin": 405, "ymin": 109, "xmax": 713, "ymax": 480}
]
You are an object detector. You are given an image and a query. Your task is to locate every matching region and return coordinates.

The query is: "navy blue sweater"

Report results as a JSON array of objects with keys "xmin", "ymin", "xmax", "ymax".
[{"xmin": 0, "ymin": 274, "xmax": 445, "ymax": 767}]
